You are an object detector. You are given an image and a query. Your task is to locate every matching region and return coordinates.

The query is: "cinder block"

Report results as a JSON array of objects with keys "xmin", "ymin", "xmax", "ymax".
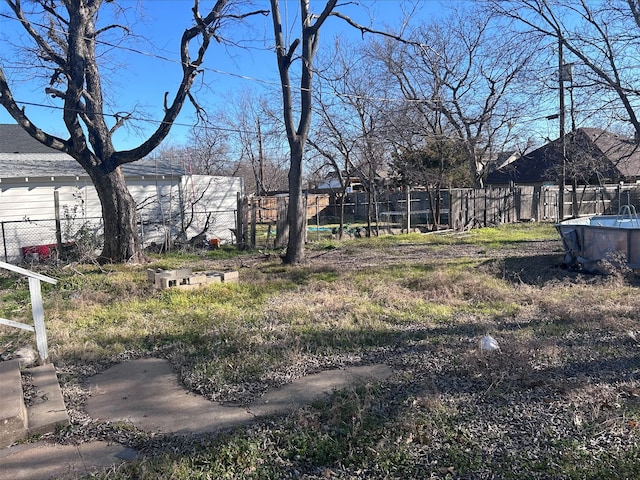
[
  {"xmin": 222, "ymin": 271, "xmax": 239, "ymax": 283},
  {"xmin": 150, "ymin": 268, "xmax": 238, "ymax": 289},
  {"xmin": 205, "ymin": 273, "xmax": 222, "ymax": 283},
  {"xmin": 188, "ymin": 274, "xmax": 208, "ymax": 285},
  {"xmin": 160, "ymin": 275, "xmax": 190, "ymax": 289},
  {"xmin": 151, "ymin": 269, "xmax": 194, "ymax": 289},
  {"xmin": 156, "ymin": 273, "xmax": 175, "ymax": 289},
  {"xmin": 146, "ymin": 269, "xmax": 159, "ymax": 283}
]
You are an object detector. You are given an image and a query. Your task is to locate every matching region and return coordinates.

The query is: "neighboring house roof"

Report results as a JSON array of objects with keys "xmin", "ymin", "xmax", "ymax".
[
  {"xmin": 486, "ymin": 128, "xmax": 640, "ymax": 185},
  {"xmin": 484, "ymin": 151, "xmax": 519, "ymax": 175},
  {"xmin": 0, "ymin": 123, "xmax": 186, "ymax": 178}
]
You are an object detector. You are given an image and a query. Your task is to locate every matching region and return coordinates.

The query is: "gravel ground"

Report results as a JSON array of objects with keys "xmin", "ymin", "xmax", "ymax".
[{"xmin": 34, "ymin": 237, "xmax": 640, "ymax": 478}]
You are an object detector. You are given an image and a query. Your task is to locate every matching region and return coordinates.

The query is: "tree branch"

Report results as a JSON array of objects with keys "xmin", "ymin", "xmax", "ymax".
[
  {"xmin": 115, "ymin": 0, "xmax": 268, "ymax": 163},
  {"xmin": 330, "ymin": 10, "xmax": 411, "ymax": 43},
  {"xmin": 6, "ymin": 0, "xmax": 66, "ymax": 67},
  {"xmin": 0, "ymin": 67, "xmax": 69, "ymax": 152},
  {"xmin": 628, "ymin": 0, "xmax": 640, "ymax": 29}
]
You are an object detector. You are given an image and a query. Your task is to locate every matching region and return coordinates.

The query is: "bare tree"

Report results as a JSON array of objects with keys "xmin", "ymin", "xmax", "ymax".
[
  {"xmin": 310, "ymin": 39, "xmax": 391, "ymax": 237},
  {"xmin": 226, "ymin": 91, "xmax": 289, "ymax": 195},
  {"xmin": 187, "ymin": 125, "xmax": 234, "ymax": 176},
  {"xmin": 492, "ymin": 0, "xmax": 640, "ymax": 142},
  {"xmin": 372, "ymin": 6, "xmax": 533, "ymax": 187},
  {"xmin": 390, "ymin": 140, "xmax": 468, "ymax": 230},
  {"xmin": 0, "ymin": 0, "xmax": 266, "ymax": 263},
  {"xmin": 172, "ymin": 93, "xmax": 289, "ymax": 197},
  {"xmin": 269, "ymin": 0, "xmax": 337, "ymax": 263},
  {"xmin": 308, "ymin": 87, "xmax": 358, "ymax": 239},
  {"xmin": 268, "ymin": 0, "xmax": 410, "ymax": 264}
]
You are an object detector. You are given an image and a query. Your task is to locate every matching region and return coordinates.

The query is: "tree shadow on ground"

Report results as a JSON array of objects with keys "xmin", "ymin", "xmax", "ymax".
[{"xmin": 478, "ymin": 253, "xmax": 604, "ymax": 286}]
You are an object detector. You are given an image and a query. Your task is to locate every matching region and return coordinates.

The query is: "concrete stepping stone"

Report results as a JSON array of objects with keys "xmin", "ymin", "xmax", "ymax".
[
  {"xmin": 1, "ymin": 359, "xmax": 392, "ymax": 480},
  {"xmin": 0, "ymin": 359, "xmax": 69, "ymax": 448}
]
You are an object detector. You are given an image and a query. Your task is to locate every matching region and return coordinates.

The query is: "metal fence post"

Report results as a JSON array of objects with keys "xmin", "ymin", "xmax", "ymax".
[{"xmin": 1, "ymin": 221, "xmax": 6, "ymax": 262}]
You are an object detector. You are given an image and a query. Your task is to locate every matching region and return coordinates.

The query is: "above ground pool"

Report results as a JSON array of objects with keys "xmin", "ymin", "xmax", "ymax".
[{"xmin": 556, "ymin": 205, "xmax": 640, "ymax": 272}]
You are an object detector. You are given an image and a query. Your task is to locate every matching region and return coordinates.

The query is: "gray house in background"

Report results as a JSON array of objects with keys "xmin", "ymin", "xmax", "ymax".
[
  {"xmin": 486, "ymin": 128, "xmax": 640, "ymax": 186},
  {"xmin": 0, "ymin": 124, "xmax": 243, "ymax": 262}
]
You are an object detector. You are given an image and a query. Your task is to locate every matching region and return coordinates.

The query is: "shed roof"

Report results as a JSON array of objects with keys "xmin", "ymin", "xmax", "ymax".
[{"xmin": 0, "ymin": 124, "xmax": 186, "ymax": 178}]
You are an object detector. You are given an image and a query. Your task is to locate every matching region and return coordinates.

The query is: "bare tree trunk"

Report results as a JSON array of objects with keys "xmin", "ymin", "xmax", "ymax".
[
  {"xmin": 270, "ymin": 0, "xmax": 338, "ymax": 264},
  {"xmin": 270, "ymin": 0, "xmax": 405, "ymax": 261},
  {"xmin": 284, "ymin": 145, "xmax": 306, "ymax": 263},
  {"xmin": 92, "ymin": 168, "xmax": 144, "ymax": 263}
]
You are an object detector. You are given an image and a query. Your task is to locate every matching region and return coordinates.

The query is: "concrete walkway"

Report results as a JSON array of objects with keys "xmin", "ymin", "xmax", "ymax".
[
  {"xmin": 1, "ymin": 358, "xmax": 393, "ymax": 480},
  {"xmin": 0, "ymin": 441, "xmax": 133, "ymax": 480}
]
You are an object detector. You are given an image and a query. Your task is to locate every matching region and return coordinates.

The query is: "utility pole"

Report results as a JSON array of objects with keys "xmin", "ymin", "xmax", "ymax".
[{"xmin": 558, "ymin": 35, "xmax": 566, "ymax": 221}]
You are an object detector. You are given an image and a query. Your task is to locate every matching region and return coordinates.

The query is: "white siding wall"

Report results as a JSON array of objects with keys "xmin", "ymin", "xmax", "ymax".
[
  {"xmin": 130, "ymin": 178, "xmax": 181, "ymax": 248},
  {"xmin": 181, "ymin": 175, "xmax": 242, "ymax": 244},
  {"xmin": 0, "ymin": 178, "xmax": 98, "ymax": 260},
  {"xmin": 0, "ymin": 174, "xmax": 242, "ymax": 262}
]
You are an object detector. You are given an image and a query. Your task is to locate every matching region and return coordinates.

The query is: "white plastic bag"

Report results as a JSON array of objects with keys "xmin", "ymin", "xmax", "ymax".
[{"xmin": 480, "ymin": 335, "xmax": 500, "ymax": 352}]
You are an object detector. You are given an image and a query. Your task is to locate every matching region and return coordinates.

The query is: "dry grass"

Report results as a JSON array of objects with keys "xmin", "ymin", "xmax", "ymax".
[{"xmin": 2, "ymin": 223, "xmax": 640, "ymax": 479}]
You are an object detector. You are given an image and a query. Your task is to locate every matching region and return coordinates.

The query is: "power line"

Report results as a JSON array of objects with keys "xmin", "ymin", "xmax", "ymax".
[
  {"xmin": 5, "ymin": 99, "xmax": 258, "ymax": 135},
  {"xmin": 2, "ymin": 10, "xmax": 640, "ymax": 144},
  {"xmin": 0, "ymin": 11, "xmax": 280, "ymax": 87}
]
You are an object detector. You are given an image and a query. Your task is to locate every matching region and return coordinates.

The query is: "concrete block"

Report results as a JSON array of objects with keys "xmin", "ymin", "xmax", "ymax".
[
  {"xmin": 146, "ymin": 269, "xmax": 158, "ymax": 283},
  {"xmin": 150, "ymin": 268, "xmax": 238, "ymax": 289},
  {"xmin": 150, "ymin": 268, "xmax": 192, "ymax": 288},
  {"xmin": 222, "ymin": 271, "xmax": 239, "ymax": 283},
  {"xmin": 205, "ymin": 273, "xmax": 223, "ymax": 283},
  {"xmin": 0, "ymin": 359, "xmax": 27, "ymax": 448},
  {"xmin": 160, "ymin": 276, "xmax": 189, "ymax": 289},
  {"xmin": 187, "ymin": 274, "xmax": 208, "ymax": 286},
  {"xmin": 27, "ymin": 364, "xmax": 69, "ymax": 436}
]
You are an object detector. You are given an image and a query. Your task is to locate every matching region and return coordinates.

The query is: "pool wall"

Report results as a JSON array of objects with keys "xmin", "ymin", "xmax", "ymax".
[{"xmin": 556, "ymin": 215, "xmax": 640, "ymax": 271}]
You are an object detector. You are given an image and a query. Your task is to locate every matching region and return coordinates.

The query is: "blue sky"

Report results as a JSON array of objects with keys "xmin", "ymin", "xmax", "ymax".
[{"xmin": 0, "ymin": 1, "xmax": 435, "ymax": 151}]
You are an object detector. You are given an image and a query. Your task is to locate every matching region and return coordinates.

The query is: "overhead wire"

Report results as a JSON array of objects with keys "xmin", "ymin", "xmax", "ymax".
[{"xmin": 1, "ymin": 9, "xmax": 639, "ymax": 141}]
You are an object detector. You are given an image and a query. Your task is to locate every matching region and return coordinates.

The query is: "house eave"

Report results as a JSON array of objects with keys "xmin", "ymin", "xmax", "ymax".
[{"xmin": 0, "ymin": 173, "xmax": 178, "ymax": 184}]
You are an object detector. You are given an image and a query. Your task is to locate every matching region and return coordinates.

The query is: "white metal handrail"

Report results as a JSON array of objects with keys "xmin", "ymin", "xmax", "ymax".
[{"xmin": 0, "ymin": 261, "xmax": 57, "ymax": 362}]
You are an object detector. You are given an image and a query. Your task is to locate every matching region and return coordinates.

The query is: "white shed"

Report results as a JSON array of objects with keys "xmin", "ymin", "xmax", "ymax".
[{"xmin": 0, "ymin": 124, "xmax": 243, "ymax": 263}]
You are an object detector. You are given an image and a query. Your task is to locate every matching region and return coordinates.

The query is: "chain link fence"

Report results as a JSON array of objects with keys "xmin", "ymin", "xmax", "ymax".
[{"xmin": 1, "ymin": 209, "xmax": 238, "ymax": 264}]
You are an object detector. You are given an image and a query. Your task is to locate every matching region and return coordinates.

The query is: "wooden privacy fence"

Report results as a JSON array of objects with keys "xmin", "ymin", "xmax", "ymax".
[
  {"xmin": 237, "ymin": 194, "xmax": 330, "ymax": 248},
  {"xmin": 448, "ymin": 184, "xmax": 638, "ymax": 228},
  {"xmin": 0, "ymin": 261, "xmax": 57, "ymax": 362},
  {"xmin": 237, "ymin": 183, "xmax": 640, "ymax": 247},
  {"xmin": 345, "ymin": 184, "xmax": 639, "ymax": 228}
]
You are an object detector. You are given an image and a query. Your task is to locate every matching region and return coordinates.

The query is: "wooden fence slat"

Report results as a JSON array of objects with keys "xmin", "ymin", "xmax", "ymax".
[{"xmin": 275, "ymin": 197, "xmax": 288, "ymax": 248}]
